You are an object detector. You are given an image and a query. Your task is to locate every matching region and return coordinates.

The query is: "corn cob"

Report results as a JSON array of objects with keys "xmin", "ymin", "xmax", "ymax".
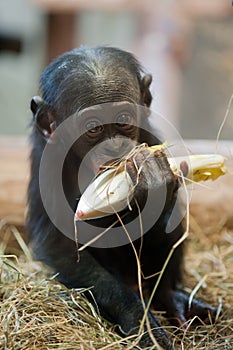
[
  {"xmin": 75, "ymin": 144, "xmax": 228, "ymax": 221},
  {"xmin": 168, "ymin": 154, "xmax": 227, "ymax": 182}
]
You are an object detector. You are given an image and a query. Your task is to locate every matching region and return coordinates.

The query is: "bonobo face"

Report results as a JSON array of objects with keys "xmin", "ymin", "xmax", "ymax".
[
  {"xmin": 31, "ymin": 47, "xmax": 154, "ymax": 175},
  {"xmin": 71, "ymin": 101, "xmax": 142, "ymax": 172}
]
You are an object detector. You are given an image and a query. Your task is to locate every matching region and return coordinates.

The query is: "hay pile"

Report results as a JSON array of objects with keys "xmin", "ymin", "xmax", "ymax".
[{"xmin": 1, "ymin": 218, "xmax": 233, "ymax": 350}]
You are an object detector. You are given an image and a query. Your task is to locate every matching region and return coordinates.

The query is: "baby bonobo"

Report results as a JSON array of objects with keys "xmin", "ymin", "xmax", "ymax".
[{"xmin": 27, "ymin": 46, "xmax": 216, "ymax": 349}]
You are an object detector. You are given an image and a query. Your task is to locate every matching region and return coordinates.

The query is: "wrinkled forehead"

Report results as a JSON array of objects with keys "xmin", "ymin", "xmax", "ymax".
[{"xmin": 56, "ymin": 72, "xmax": 142, "ymax": 115}]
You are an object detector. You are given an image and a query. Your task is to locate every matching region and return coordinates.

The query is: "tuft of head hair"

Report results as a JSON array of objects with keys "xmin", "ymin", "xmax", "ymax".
[{"xmin": 40, "ymin": 46, "xmax": 145, "ymax": 116}]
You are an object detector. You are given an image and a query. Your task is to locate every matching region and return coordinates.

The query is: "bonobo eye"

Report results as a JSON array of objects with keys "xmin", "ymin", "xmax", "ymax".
[
  {"xmin": 85, "ymin": 120, "xmax": 103, "ymax": 136},
  {"xmin": 116, "ymin": 113, "xmax": 134, "ymax": 128}
]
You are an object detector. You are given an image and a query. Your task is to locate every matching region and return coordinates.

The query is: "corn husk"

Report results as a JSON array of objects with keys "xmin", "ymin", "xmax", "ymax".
[
  {"xmin": 75, "ymin": 144, "xmax": 228, "ymax": 221},
  {"xmin": 75, "ymin": 167, "xmax": 134, "ymax": 220},
  {"xmin": 168, "ymin": 154, "xmax": 228, "ymax": 182}
]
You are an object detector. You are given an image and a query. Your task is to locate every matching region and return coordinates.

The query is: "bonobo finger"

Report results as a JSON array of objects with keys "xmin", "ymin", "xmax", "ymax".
[
  {"xmin": 127, "ymin": 149, "xmax": 176, "ymax": 189},
  {"xmin": 166, "ymin": 290, "xmax": 218, "ymax": 328}
]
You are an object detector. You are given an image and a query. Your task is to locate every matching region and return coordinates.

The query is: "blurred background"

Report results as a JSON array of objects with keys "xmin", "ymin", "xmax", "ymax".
[{"xmin": 0, "ymin": 0, "xmax": 232, "ymax": 138}]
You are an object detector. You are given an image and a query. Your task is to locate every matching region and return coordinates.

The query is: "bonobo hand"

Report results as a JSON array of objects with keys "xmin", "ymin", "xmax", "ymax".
[{"xmin": 125, "ymin": 149, "xmax": 178, "ymax": 212}]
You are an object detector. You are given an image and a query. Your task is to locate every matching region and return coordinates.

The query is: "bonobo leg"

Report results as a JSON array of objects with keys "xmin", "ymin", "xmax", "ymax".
[
  {"xmin": 153, "ymin": 288, "xmax": 217, "ymax": 328},
  {"xmin": 55, "ymin": 250, "xmax": 174, "ymax": 350}
]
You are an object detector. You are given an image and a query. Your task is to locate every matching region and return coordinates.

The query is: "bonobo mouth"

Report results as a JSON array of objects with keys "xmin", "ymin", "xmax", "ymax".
[
  {"xmin": 76, "ymin": 146, "xmax": 179, "ymax": 225},
  {"xmin": 87, "ymin": 137, "xmax": 138, "ymax": 175}
]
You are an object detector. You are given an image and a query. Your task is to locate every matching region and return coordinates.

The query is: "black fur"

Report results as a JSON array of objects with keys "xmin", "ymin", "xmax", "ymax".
[{"xmin": 27, "ymin": 46, "xmax": 216, "ymax": 349}]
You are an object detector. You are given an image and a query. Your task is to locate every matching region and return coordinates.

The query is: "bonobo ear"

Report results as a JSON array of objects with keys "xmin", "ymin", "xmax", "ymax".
[
  {"xmin": 141, "ymin": 74, "xmax": 152, "ymax": 107},
  {"xmin": 30, "ymin": 96, "xmax": 56, "ymax": 138}
]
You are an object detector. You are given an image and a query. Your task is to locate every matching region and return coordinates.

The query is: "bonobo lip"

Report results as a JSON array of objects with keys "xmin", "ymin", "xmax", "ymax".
[
  {"xmin": 98, "ymin": 158, "xmax": 120, "ymax": 172},
  {"xmin": 87, "ymin": 138, "xmax": 138, "ymax": 175}
]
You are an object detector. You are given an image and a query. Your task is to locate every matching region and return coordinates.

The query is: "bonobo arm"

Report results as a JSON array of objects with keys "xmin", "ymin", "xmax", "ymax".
[{"xmin": 125, "ymin": 149, "xmax": 217, "ymax": 328}]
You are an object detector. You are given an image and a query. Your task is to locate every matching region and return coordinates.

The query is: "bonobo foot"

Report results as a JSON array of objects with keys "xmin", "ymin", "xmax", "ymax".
[
  {"xmin": 155, "ymin": 289, "xmax": 217, "ymax": 328},
  {"xmin": 136, "ymin": 325, "xmax": 175, "ymax": 350},
  {"xmin": 117, "ymin": 308, "xmax": 175, "ymax": 350}
]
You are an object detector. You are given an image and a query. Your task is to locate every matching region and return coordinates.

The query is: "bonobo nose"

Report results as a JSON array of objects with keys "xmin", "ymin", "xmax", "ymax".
[
  {"xmin": 111, "ymin": 137, "xmax": 124, "ymax": 150},
  {"xmin": 107, "ymin": 137, "xmax": 136, "ymax": 157}
]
